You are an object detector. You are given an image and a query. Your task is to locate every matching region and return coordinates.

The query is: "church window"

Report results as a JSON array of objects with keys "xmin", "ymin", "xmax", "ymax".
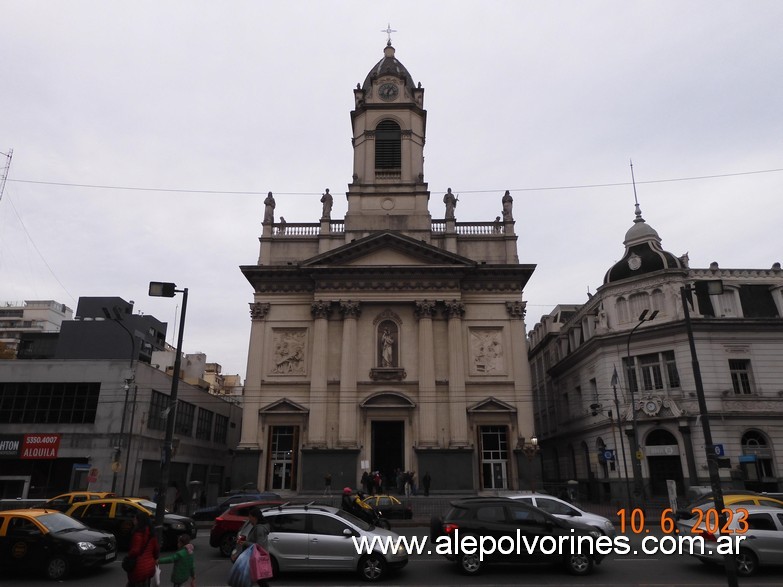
[{"xmin": 375, "ymin": 120, "xmax": 401, "ymax": 171}]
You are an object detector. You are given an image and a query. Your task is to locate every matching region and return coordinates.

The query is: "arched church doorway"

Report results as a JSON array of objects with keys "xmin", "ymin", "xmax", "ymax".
[
  {"xmin": 645, "ymin": 428, "xmax": 684, "ymax": 496},
  {"xmin": 371, "ymin": 421, "xmax": 404, "ymax": 491}
]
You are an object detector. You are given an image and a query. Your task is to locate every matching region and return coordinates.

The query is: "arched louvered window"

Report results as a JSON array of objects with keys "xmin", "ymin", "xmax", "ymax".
[{"xmin": 375, "ymin": 120, "xmax": 401, "ymax": 171}]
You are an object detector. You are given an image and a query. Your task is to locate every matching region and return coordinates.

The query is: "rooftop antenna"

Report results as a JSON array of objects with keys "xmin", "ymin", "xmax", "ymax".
[
  {"xmin": 0, "ymin": 148, "xmax": 13, "ymax": 203},
  {"xmin": 381, "ymin": 23, "xmax": 397, "ymax": 45}
]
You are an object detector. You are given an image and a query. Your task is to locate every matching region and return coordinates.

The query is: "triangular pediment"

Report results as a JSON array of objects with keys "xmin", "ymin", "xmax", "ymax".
[
  {"xmin": 301, "ymin": 232, "xmax": 475, "ymax": 268},
  {"xmin": 259, "ymin": 398, "xmax": 309, "ymax": 414},
  {"xmin": 467, "ymin": 396, "xmax": 517, "ymax": 414}
]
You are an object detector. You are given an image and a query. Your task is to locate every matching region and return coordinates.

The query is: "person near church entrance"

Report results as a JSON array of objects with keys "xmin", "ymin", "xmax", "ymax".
[
  {"xmin": 443, "ymin": 188, "xmax": 457, "ymax": 219},
  {"xmin": 422, "ymin": 472, "xmax": 431, "ymax": 496},
  {"xmin": 263, "ymin": 191, "xmax": 276, "ymax": 224},
  {"xmin": 361, "ymin": 471, "xmax": 371, "ymax": 495}
]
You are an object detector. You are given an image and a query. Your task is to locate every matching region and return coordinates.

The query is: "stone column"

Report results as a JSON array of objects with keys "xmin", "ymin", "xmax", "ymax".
[
  {"xmin": 309, "ymin": 301, "xmax": 332, "ymax": 447},
  {"xmin": 445, "ymin": 300, "xmax": 468, "ymax": 447},
  {"xmin": 338, "ymin": 300, "xmax": 361, "ymax": 447},
  {"xmin": 415, "ymin": 300, "xmax": 437, "ymax": 447},
  {"xmin": 506, "ymin": 301, "xmax": 534, "ymax": 444},
  {"xmin": 239, "ymin": 302, "xmax": 270, "ymax": 448}
]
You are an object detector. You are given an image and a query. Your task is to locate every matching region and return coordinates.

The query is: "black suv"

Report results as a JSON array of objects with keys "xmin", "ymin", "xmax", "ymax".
[{"xmin": 431, "ymin": 497, "xmax": 605, "ymax": 576}]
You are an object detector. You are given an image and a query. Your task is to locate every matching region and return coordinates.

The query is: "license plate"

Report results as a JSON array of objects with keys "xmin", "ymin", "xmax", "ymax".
[{"xmin": 106, "ymin": 552, "xmax": 116, "ymax": 560}]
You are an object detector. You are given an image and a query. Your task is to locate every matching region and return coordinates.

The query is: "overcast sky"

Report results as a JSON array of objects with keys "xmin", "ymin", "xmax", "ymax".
[{"xmin": 2, "ymin": 1, "xmax": 782, "ymax": 377}]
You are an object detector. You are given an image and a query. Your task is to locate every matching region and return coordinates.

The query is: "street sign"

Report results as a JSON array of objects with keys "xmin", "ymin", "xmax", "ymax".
[
  {"xmin": 712, "ymin": 444, "xmax": 725, "ymax": 457},
  {"xmin": 86, "ymin": 467, "xmax": 99, "ymax": 483},
  {"xmin": 111, "ymin": 461, "xmax": 122, "ymax": 473},
  {"xmin": 636, "ymin": 449, "xmax": 644, "ymax": 460},
  {"xmin": 603, "ymin": 449, "xmax": 615, "ymax": 462}
]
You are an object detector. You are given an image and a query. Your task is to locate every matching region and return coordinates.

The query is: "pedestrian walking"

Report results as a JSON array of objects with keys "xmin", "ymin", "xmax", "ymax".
[
  {"xmin": 124, "ymin": 511, "xmax": 159, "ymax": 587},
  {"xmin": 422, "ymin": 472, "xmax": 431, "ymax": 496},
  {"xmin": 324, "ymin": 473, "xmax": 332, "ymax": 496},
  {"xmin": 157, "ymin": 533, "xmax": 195, "ymax": 587}
]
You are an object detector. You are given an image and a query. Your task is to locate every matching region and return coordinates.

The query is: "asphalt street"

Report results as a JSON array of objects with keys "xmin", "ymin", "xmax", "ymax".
[{"xmin": 3, "ymin": 526, "xmax": 782, "ymax": 586}]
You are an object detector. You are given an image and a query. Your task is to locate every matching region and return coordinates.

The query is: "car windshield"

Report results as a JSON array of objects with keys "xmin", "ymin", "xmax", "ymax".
[
  {"xmin": 334, "ymin": 508, "xmax": 372, "ymax": 531},
  {"xmin": 38, "ymin": 513, "xmax": 88, "ymax": 533},
  {"xmin": 135, "ymin": 499, "xmax": 169, "ymax": 513}
]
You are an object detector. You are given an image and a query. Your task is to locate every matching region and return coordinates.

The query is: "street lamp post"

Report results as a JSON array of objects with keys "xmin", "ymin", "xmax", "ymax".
[
  {"xmin": 681, "ymin": 281, "xmax": 737, "ymax": 587},
  {"xmin": 102, "ymin": 306, "xmax": 136, "ymax": 495},
  {"xmin": 149, "ymin": 281, "xmax": 188, "ymax": 543},
  {"xmin": 625, "ymin": 309, "xmax": 658, "ymax": 508},
  {"xmin": 521, "ymin": 436, "xmax": 541, "ymax": 492}
]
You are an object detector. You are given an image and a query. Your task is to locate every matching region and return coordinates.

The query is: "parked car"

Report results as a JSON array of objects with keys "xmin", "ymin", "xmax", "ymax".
[
  {"xmin": 676, "ymin": 504, "xmax": 783, "ymax": 576},
  {"xmin": 508, "ymin": 493, "xmax": 616, "ymax": 537},
  {"xmin": 235, "ymin": 503, "xmax": 408, "ymax": 581},
  {"xmin": 192, "ymin": 492, "xmax": 280, "ymax": 521},
  {"xmin": 676, "ymin": 491, "xmax": 783, "ymax": 520},
  {"xmin": 41, "ymin": 492, "xmax": 116, "ymax": 512},
  {"xmin": 0, "ymin": 508, "xmax": 116, "ymax": 580},
  {"xmin": 65, "ymin": 498, "xmax": 196, "ymax": 550},
  {"xmin": 210, "ymin": 499, "xmax": 283, "ymax": 557},
  {"xmin": 431, "ymin": 497, "xmax": 604, "ymax": 576},
  {"xmin": 362, "ymin": 494, "xmax": 413, "ymax": 520}
]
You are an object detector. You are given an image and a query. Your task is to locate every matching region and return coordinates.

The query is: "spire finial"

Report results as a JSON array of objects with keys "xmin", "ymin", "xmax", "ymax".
[
  {"xmin": 630, "ymin": 158, "xmax": 644, "ymax": 223},
  {"xmin": 381, "ymin": 23, "xmax": 397, "ymax": 46}
]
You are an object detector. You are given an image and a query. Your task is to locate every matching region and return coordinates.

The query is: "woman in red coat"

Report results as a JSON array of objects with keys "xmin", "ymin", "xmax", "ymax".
[{"xmin": 126, "ymin": 511, "xmax": 160, "ymax": 587}]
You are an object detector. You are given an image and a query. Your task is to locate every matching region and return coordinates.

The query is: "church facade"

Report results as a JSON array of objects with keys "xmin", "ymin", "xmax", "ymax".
[{"xmin": 236, "ymin": 42, "xmax": 536, "ymax": 493}]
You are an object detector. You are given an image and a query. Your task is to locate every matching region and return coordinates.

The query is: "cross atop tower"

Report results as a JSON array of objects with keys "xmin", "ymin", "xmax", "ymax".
[{"xmin": 381, "ymin": 23, "xmax": 397, "ymax": 45}]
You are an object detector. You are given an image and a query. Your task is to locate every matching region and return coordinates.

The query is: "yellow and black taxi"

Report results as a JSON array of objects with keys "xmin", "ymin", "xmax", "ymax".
[
  {"xmin": 0, "ymin": 508, "xmax": 116, "ymax": 580},
  {"xmin": 65, "ymin": 498, "xmax": 196, "ymax": 550},
  {"xmin": 42, "ymin": 491, "xmax": 116, "ymax": 512},
  {"xmin": 362, "ymin": 494, "xmax": 414, "ymax": 519}
]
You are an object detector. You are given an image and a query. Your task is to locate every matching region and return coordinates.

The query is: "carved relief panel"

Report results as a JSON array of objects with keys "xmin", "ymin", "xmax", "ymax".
[
  {"xmin": 469, "ymin": 328, "xmax": 505, "ymax": 375},
  {"xmin": 271, "ymin": 328, "xmax": 307, "ymax": 375}
]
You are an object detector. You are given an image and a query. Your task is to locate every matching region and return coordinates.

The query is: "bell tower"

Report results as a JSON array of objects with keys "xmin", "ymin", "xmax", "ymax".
[{"xmin": 345, "ymin": 41, "xmax": 431, "ymax": 239}]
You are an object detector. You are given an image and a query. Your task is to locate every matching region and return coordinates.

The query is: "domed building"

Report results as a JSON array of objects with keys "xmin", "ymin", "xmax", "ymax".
[
  {"xmin": 528, "ymin": 203, "xmax": 783, "ymax": 503},
  {"xmin": 236, "ymin": 41, "xmax": 537, "ymax": 494}
]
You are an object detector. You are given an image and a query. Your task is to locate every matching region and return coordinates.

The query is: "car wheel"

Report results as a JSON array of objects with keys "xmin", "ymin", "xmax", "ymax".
[
  {"xmin": 219, "ymin": 533, "xmax": 236, "ymax": 557},
  {"xmin": 459, "ymin": 552, "xmax": 483, "ymax": 575},
  {"xmin": 358, "ymin": 553, "xmax": 386, "ymax": 582},
  {"xmin": 45, "ymin": 555, "xmax": 69, "ymax": 580},
  {"xmin": 735, "ymin": 549, "xmax": 758, "ymax": 577},
  {"xmin": 565, "ymin": 552, "xmax": 593, "ymax": 575}
]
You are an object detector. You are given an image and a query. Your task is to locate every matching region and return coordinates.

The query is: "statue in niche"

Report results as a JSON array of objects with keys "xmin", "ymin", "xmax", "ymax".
[
  {"xmin": 471, "ymin": 330, "xmax": 503, "ymax": 374},
  {"xmin": 378, "ymin": 321, "xmax": 398, "ymax": 368},
  {"xmin": 273, "ymin": 330, "xmax": 306, "ymax": 374}
]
